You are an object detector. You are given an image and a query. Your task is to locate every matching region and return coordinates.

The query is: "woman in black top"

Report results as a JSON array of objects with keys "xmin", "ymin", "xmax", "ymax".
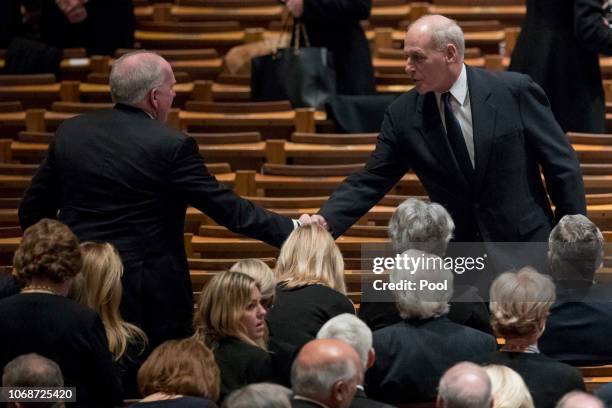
[
  {"xmin": 131, "ymin": 337, "xmax": 219, "ymax": 407},
  {"xmin": 267, "ymin": 224, "xmax": 355, "ymax": 350},
  {"xmin": 193, "ymin": 271, "xmax": 278, "ymax": 402},
  {"xmin": 0, "ymin": 219, "xmax": 122, "ymax": 406}
]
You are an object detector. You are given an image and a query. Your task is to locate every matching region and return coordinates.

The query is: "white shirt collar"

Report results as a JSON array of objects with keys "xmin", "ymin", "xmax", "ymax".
[{"xmin": 436, "ymin": 64, "xmax": 468, "ymax": 106}]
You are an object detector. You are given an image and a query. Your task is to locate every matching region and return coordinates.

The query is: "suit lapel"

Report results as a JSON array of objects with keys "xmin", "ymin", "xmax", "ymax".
[
  {"xmin": 467, "ymin": 67, "xmax": 497, "ymax": 195},
  {"xmin": 416, "ymin": 91, "xmax": 471, "ymax": 192}
]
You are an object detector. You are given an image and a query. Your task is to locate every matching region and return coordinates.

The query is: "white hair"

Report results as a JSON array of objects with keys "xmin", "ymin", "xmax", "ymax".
[
  {"xmin": 391, "ymin": 249, "xmax": 454, "ymax": 319},
  {"xmin": 438, "ymin": 362, "xmax": 492, "ymax": 408},
  {"xmin": 291, "ymin": 354, "xmax": 359, "ymax": 400},
  {"xmin": 223, "ymin": 383, "xmax": 292, "ymax": 408},
  {"xmin": 556, "ymin": 391, "xmax": 604, "ymax": 408},
  {"xmin": 316, "ymin": 314, "xmax": 372, "ymax": 370},
  {"xmin": 109, "ymin": 50, "xmax": 166, "ymax": 104}
]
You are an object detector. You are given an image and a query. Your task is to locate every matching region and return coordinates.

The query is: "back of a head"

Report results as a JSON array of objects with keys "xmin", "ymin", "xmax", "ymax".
[
  {"xmin": 548, "ymin": 214, "xmax": 603, "ymax": 282},
  {"xmin": 483, "ymin": 365, "xmax": 534, "ymax": 408},
  {"xmin": 489, "ymin": 266, "xmax": 555, "ymax": 339},
  {"xmin": 388, "ymin": 198, "xmax": 455, "ymax": 256},
  {"xmin": 438, "ymin": 362, "xmax": 492, "ymax": 408},
  {"xmin": 391, "ymin": 249, "xmax": 454, "ymax": 319},
  {"xmin": 12, "ymin": 219, "xmax": 82, "ymax": 284},
  {"xmin": 77, "ymin": 242, "xmax": 123, "ymax": 312},
  {"xmin": 2, "ymin": 353, "xmax": 64, "ymax": 408},
  {"xmin": 223, "ymin": 383, "xmax": 292, "ymax": 408},
  {"xmin": 556, "ymin": 391, "xmax": 604, "ymax": 408},
  {"xmin": 316, "ymin": 313, "xmax": 372, "ymax": 371},
  {"xmin": 109, "ymin": 50, "xmax": 166, "ymax": 104},
  {"xmin": 137, "ymin": 337, "xmax": 220, "ymax": 401},
  {"xmin": 276, "ymin": 224, "xmax": 346, "ymax": 294},
  {"xmin": 230, "ymin": 258, "xmax": 276, "ymax": 300},
  {"xmin": 291, "ymin": 339, "xmax": 361, "ymax": 408}
]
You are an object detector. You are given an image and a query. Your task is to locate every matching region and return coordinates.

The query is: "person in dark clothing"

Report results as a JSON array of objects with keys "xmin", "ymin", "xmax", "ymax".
[
  {"xmin": 132, "ymin": 338, "xmax": 219, "ymax": 407},
  {"xmin": 0, "ymin": 219, "xmax": 122, "ymax": 407},
  {"xmin": 283, "ymin": 0, "xmax": 375, "ymax": 95},
  {"xmin": 509, "ymin": 0, "xmax": 612, "ymax": 132},
  {"xmin": 266, "ymin": 225, "xmax": 355, "ymax": 351},
  {"xmin": 193, "ymin": 271, "xmax": 283, "ymax": 402},
  {"xmin": 475, "ymin": 267, "xmax": 585, "ymax": 408}
]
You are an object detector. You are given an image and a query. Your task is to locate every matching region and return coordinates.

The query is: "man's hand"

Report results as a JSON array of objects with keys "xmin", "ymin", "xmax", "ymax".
[
  {"xmin": 56, "ymin": 0, "xmax": 88, "ymax": 23},
  {"xmin": 298, "ymin": 213, "xmax": 330, "ymax": 231},
  {"xmin": 284, "ymin": 0, "xmax": 304, "ymax": 18}
]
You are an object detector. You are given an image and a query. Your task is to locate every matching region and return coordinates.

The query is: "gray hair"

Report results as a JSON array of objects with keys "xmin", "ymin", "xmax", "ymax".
[
  {"xmin": 223, "ymin": 383, "xmax": 292, "ymax": 408},
  {"xmin": 291, "ymin": 352, "xmax": 359, "ymax": 400},
  {"xmin": 438, "ymin": 362, "xmax": 492, "ymax": 408},
  {"xmin": 391, "ymin": 249, "xmax": 453, "ymax": 319},
  {"xmin": 388, "ymin": 198, "xmax": 455, "ymax": 256},
  {"xmin": 109, "ymin": 50, "xmax": 166, "ymax": 104},
  {"xmin": 316, "ymin": 314, "xmax": 372, "ymax": 370},
  {"xmin": 549, "ymin": 214, "xmax": 604, "ymax": 282},
  {"xmin": 484, "ymin": 365, "xmax": 534, "ymax": 408},
  {"xmin": 556, "ymin": 391, "xmax": 604, "ymax": 408},
  {"xmin": 2, "ymin": 353, "xmax": 64, "ymax": 408},
  {"xmin": 411, "ymin": 15, "xmax": 465, "ymax": 60}
]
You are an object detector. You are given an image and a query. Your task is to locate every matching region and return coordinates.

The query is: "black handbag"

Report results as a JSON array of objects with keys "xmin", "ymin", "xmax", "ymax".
[{"xmin": 251, "ymin": 17, "xmax": 336, "ymax": 109}]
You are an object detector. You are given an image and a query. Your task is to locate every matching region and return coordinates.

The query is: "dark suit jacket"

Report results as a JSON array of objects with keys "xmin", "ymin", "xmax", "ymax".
[
  {"xmin": 350, "ymin": 388, "xmax": 396, "ymax": 408},
  {"xmin": 19, "ymin": 104, "xmax": 294, "ymax": 346},
  {"xmin": 510, "ymin": 0, "xmax": 612, "ymax": 133},
  {"xmin": 301, "ymin": 0, "xmax": 375, "ymax": 95},
  {"xmin": 0, "ymin": 293, "xmax": 122, "ymax": 407},
  {"xmin": 318, "ymin": 67, "xmax": 585, "ymax": 267},
  {"xmin": 365, "ymin": 316, "xmax": 497, "ymax": 404},
  {"xmin": 475, "ymin": 351, "xmax": 585, "ymax": 408}
]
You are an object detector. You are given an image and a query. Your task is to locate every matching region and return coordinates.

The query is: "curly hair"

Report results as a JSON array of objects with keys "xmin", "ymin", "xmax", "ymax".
[{"xmin": 13, "ymin": 219, "xmax": 82, "ymax": 284}]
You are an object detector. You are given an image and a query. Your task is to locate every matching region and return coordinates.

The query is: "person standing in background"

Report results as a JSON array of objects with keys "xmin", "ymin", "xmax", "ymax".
[
  {"xmin": 509, "ymin": 0, "xmax": 612, "ymax": 133},
  {"xmin": 282, "ymin": 0, "xmax": 376, "ymax": 95}
]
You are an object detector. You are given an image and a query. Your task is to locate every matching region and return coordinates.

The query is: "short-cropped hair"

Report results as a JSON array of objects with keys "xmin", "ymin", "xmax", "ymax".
[
  {"xmin": 391, "ymin": 249, "xmax": 454, "ymax": 319},
  {"xmin": 438, "ymin": 362, "xmax": 492, "ymax": 408},
  {"xmin": 388, "ymin": 198, "xmax": 455, "ymax": 256},
  {"xmin": 414, "ymin": 15, "xmax": 465, "ymax": 59},
  {"xmin": 489, "ymin": 266, "xmax": 555, "ymax": 339},
  {"xmin": 12, "ymin": 219, "xmax": 82, "ymax": 284},
  {"xmin": 556, "ymin": 391, "xmax": 604, "ymax": 408},
  {"xmin": 223, "ymin": 383, "xmax": 292, "ymax": 408},
  {"xmin": 109, "ymin": 50, "xmax": 166, "ymax": 104},
  {"xmin": 316, "ymin": 313, "xmax": 372, "ymax": 370},
  {"xmin": 484, "ymin": 364, "xmax": 534, "ymax": 408},
  {"xmin": 137, "ymin": 338, "xmax": 220, "ymax": 401},
  {"xmin": 3, "ymin": 353, "xmax": 64, "ymax": 408},
  {"xmin": 549, "ymin": 214, "xmax": 604, "ymax": 282}
]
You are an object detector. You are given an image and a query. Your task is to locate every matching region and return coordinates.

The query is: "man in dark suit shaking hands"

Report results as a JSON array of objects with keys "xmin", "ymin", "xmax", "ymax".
[
  {"xmin": 19, "ymin": 51, "xmax": 297, "ymax": 347},
  {"xmin": 309, "ymin": 15, "xmax": 586, "ymax": 264}
]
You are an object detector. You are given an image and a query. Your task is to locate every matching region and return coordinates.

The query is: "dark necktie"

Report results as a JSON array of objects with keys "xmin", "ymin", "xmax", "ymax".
[{"xmin": 442, "ymin": 92, "xmax": 474, "ymax": 183}]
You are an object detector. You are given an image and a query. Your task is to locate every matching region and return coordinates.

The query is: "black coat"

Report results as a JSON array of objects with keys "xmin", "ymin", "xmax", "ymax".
[
  {"xmin": 19, "ymin": 104, "xmax": 294, "ymax": 347},
  {"xmin": 0, "ymin": 293, "xmax": 122, "ymax": 407},
  {"xmin": 350, "ymin": 388, "xmax": 396, "ymax": 408},
  {"xmin": 509, "ymin": 0, "xmax": 612, "ymax": 133},
  {"xmin": 301, "ymin": 0, "xmax": 375, "ymax": 95}
]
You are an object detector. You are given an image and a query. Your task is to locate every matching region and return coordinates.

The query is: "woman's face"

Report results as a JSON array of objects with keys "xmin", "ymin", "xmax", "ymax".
[{"xmin": 240, "ymin": 287, "xmax": 267, "ymax": 341}]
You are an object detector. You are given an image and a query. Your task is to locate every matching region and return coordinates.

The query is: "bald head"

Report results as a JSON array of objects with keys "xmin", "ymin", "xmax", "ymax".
[
  {"xmin": 291, "ymin": 339, "xmax": 361, "ymax": 408},
  {"xmin": 556, "ymin": 391, "xmax": 604, "ymax": 408},
  {"xmin": 437, "ymin": 362, "xmax": 492, "ymax": 408}
]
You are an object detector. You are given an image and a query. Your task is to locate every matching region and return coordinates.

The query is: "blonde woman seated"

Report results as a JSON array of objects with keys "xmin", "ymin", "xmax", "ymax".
[
  {"xmin": 475, "ymin": 267, "xmax": 584, "ymax": 408},
  {"xmin": 132, "ymin": 337, "xmax": 219, "ymax": 407},
  {"xmin": 194, "ymin": 271, "xmax": 277, "ymax": 402},
  {"xmin": 266, "ymin": 224, "xmax": 355, "ymax": 349},
  {"xmin": 230, "ymin": 259, "xmax": 276, "ymax": 310},
  {"xmin": 75, "ymin": 242, "xmax": 148, "ymax": 398},
  {"xmin": 483, "ymin": 364, "xmax": 534, "ymax": 408}
]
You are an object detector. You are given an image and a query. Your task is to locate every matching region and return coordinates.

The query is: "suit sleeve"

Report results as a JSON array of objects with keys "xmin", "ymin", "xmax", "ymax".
[
  {"xmin": 168, "ymin": 137, "xmax": 294, "ymax": 247},
  {"xmin": 319, "ymin": 109, "xmax": 408, "ymax": 238},
  {"xmin": 519, "ymin": 75, "xmax": 587, "ymax": 220},
  {"xmin": 574, "ymin": 0, "xmax": 612, "ymax": 55},
  {"xmin": 18, "ymin": 139, "xmax": 62, "ymax": 230},
  {"xmin": 302, "ymin": 0, "xmax": 371, "ymax": 24}
]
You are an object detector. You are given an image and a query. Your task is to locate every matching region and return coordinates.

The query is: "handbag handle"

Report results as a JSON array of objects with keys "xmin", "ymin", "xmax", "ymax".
[
  {"xmin": 273, "ymin": 11, "xmax": 293, "ymax": 55},
  {"xmin": 293, "ymin": 19, "xmax": 310, "ymax": 53}
]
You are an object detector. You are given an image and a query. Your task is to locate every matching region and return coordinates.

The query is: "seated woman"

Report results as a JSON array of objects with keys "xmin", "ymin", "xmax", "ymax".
[
  {"xmin": 193, "ymin": 271, "xmax": 277, "ymax": 402},
  {"xmin": 0, "ymin": 219, "xmax": 122, "ymax": 405},
  {"xmin": 75, "ymin": 242, "xmax": 148, "ymax": 399},
  {"xmin": 229, "ymin": 259, "xmax": 276, "ymax": 311},
  {"xmin": 266, "ymin": 224, "xmax": 354, "ymax": 349},
  {"xmin": 132, "ymin": 337, "xmax": 219, "ymax": 407},
  {"xmin": 476, "ymin": 267, "xmax": 585, "ymax": 408},
  {"xmin": 484, "ymin": 364, "xmax": 534, "ymax": 408}
]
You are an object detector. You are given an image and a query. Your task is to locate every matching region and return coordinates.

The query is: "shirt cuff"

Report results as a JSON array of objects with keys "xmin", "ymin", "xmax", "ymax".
[{"xmin": 292, "ymin": 219, "xmax": 302, "ymax": 229}]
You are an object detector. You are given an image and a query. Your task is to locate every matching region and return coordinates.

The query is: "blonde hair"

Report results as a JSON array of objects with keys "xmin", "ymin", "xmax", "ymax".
[
  {"xmin": 484, "ymin": 365, "xmax": 534, "ymax": 408},
  {"xmin": 230, "ymin": 259, "xmax": 276, "ymax": 300},
  {"xmin": 193, "ymin": 271, "xmax": 266, "ymax": 349},
  {"xmin": 489, "ymin": 267, "xmax": 556, "ymax": 339},
  {"xmin": 77, "ymin": 242, "xmax": 147, "ymax": 360},
  {"xmin": 276, "ymin": 224, "xmax": 346, "ymax": 294}
]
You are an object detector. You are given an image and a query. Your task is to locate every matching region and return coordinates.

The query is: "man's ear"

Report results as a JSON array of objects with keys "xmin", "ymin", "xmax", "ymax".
[
  {"xmin": 149, "ymin": 88, "xmax": 159, "ymax": 109},
  {"xmin": 331, "ymin": 380, "xmax": 349, "ymax": 403},
  {"xmin": 436, "ymin": 395, "xmax": 444, "ymax": 408},
  {"xmin": 366, "ymin": 348, "xmax": 375, "ymax": 370},
  {"xmin": 445, "ymin": 44, "xmax": 458, "ymax": 62}
]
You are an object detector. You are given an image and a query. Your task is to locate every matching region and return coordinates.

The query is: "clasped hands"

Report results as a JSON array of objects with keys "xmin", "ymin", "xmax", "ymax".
[
  {"xmin": 298, "ymin": 214, "xmax": 329, "ymax": 231},
  {"xmin": 55, "ymin": 0, "xmax": 88, "ymax": 23}
]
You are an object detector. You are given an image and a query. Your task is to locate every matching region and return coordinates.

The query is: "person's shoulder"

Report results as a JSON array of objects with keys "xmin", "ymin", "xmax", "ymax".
[
  {"xmin": 386, "ymin": 89, "xmax": 419, "ymax": 115},
  {"xmin": 216, "ymin": 337, "xmax": 269, "ymax": 361},
  {"xmin": 467, "ymin": 65, "xmax": 528, "ymax": 94}
]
